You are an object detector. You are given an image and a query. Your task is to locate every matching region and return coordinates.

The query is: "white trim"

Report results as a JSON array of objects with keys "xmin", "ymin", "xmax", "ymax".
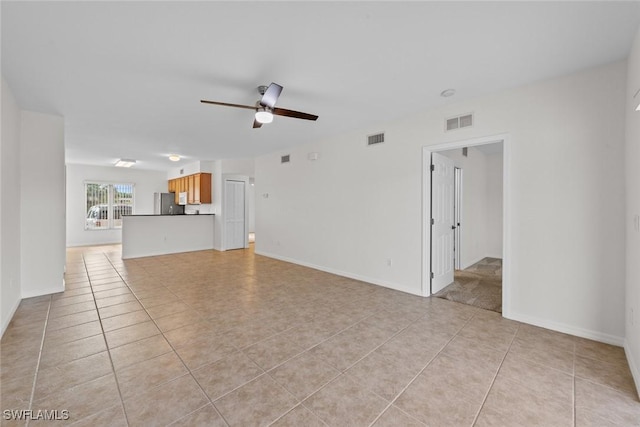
[
  {"xmin": 21, "ymin": 285, "xmax": 64, "ymax": 299},
  {"xmin": 510, "ymin": 310, "xmax": 624, "ymax": 347},
  {"xmin": 422, "ymin": 133, "xmax": 512, "ymax": 317},
  {"xmin": 624, "ymin": 340, "xmax": 640, "ymax": 400},
  {"xmin": 255, "ymin": 250, "xmax": 422, "ymax": 297},
  {"xmin": 1, "ymin": 297, "xmax": 22, "ymax": 339},
  {"xmin": 460, "ymin": 255, "xmax": 492, "ymax": 271},
  {"xmin": 484, "ymin": 253, "xmax": 503, "ymax": 260}
]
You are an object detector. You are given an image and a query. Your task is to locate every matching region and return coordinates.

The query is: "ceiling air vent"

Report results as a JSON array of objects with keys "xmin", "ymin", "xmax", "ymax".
[
  {"xmin": 367, "ymin": 132, "xmax": 385, "ymax": 146},
  {"xmin": 281, "ymin": 154, "xmax": 290, "ymax": 164},
  {"xmin": 446, "ymin": 113, "xmax": 473, "ymax": 131}
]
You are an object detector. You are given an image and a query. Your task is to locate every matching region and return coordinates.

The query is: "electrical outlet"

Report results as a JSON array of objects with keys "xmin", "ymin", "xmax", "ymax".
[
  {"xmin": 386, "ymin": 258, "xmax": 392, "ymax": 267},
  {"xmin": 634, "ymin": 214, "xmax": 640, "ymax": 233}
]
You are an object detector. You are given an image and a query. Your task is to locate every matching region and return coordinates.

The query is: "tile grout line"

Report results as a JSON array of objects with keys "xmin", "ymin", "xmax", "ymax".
[
  {"xmin": 262, "ymin": 303, "xmax": 441, "ymax": 425},
  {"xmin": 24, "ymin": 294, "xmax": 53, "ymax": 427},
  {"xmin": 365, "ymin": 307, "xmax": 480, "ymax": 427},
  {"xmin": 469, "ymin": 322, "xmax": 521, "ymax": 426},
  {"xmin": 103, "ymin": 252, "xmax": 232, "ymax": 427},
  {"xmin": 84, "ymin": 250, "xmax": 131, "ymax": 427}
]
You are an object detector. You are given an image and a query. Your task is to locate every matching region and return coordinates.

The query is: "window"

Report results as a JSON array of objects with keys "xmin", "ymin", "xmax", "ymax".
[{"xmin": 85, "ymin": 182, "xmax": 134, "ymax": 230}]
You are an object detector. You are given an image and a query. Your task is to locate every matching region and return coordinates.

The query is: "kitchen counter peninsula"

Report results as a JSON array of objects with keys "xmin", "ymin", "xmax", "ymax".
[{"xmin": 122, "ymin": 214, "xmax": 215, "ymax": 259}]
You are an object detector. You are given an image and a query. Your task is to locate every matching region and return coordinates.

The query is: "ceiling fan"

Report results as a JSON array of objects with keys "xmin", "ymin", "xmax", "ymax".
[{"xmin": 201, "ymin": 82, "xmax": 319, "ymax": 128}]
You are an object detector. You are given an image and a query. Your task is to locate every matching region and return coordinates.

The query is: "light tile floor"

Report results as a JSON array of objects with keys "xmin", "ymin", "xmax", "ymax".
[{"xmin": 1, "ymin": 245, "xmax": 639, "ymax": 426}]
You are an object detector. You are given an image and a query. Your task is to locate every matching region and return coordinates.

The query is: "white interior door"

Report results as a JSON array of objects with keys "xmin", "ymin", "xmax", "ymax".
[
  {"xmin": 431, "ymin": 152, "xmax": 455, "ymax": 293},
  {"xmin": 224, "ymin": 180, "xmax": 246, "ymax": 250}
]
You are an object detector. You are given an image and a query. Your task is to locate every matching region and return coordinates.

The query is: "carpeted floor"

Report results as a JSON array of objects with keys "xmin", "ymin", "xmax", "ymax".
[{"xmin": 434, "ymin": 258, "xmax": 502, "ymax": 313}]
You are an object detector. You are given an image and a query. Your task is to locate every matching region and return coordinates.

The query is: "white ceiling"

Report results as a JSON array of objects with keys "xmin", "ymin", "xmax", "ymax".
[{"xmin": 2, "ymin": 1, "xmax": 639, "ymax": 171}]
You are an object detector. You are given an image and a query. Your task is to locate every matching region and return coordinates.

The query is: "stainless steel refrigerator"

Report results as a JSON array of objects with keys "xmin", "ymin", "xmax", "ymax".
[{"xmin": 153, "ymin": 192, "xmax": 184, "ymax": 215}]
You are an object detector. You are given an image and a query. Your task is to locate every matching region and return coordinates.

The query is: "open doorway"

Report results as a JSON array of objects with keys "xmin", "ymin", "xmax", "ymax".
[
  {"xmin": 432, "ymin": 143, "xmax": 503, "ymax": 312},
  {"xmin": 422, "ymin": 134, "xmax": 511, "ymax": 316}
]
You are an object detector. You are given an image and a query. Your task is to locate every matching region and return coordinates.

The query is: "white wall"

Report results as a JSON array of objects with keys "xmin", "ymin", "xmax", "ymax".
[
  {"xmin": 248, "ymin": 178, "xmax": 255, "ymax": 233},
  {"xmin": 65, "ymin": 164, "xmax": 167, "ymax": 246},
  {"xmin": 485, "ymin": 152, "xmax": 503, "ymax": 258},
  {"xmin": 1, "ymin": 77, "xmax": 22, "ymax": 336},
  {"xmin": 212, "ymin": 160, "xmax": 223, "ymax": 250},
  {"xmin": 256, "ymin": 60, "xmax": 627, "ymax": 344},
  {"xmin": 20, "ymin": 111, "xmax": 65, "ymax": 298},
  {"xmin": 122, "ymin": 215, "xmax": 215, "ymax": 259},
  {"xmin": 624, "ymin": 26, "xmax": 640, "ymax": 398}
]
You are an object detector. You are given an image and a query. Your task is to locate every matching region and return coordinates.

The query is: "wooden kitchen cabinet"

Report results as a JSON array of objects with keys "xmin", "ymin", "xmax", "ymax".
[
  {"xmin": 187, "ymin": 175, "xmax": 195, "ymax": 204},
  {"xmin": 166, "ymin": 172, "xmax": 212, "ymax": 205},
  {"xmin": 168, "ymin": 179, "xmax": 179, "ymax": 204},
  {"xmin": 197, "ymin": 173, "xmax": 212, "ymax": 204}
]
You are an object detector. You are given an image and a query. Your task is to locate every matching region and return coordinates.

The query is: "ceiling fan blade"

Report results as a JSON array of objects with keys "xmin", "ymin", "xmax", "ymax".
[
  {"xmin": 260, "ymin": 83, "xmax": 283, "ymax": 108},
  {"xmin": 252, "ymin": 119, "xmax": 263, "ymax": 129},
  {"xmin": 273, "ymin": 107, "xmax": 318, "ymax": 121},
  {"xmin": 200, "ymin": 100, "xmax": 257, "ymax": 110}
]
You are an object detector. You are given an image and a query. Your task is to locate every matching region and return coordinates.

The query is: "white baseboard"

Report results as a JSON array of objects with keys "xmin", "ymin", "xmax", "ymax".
[
  {"xmin": 462, "ymin": 254, "xmax": 503, "ymax": 270},
  {"xmin": 624, "ymin": 340, "xmax": 640, "ymax": 400},
  {"xmin": 1, "ymin": 297, "xmax": 22, "ymax": 339},
  {"xmin": 21, "ymin": 285, "xmax": 64, "ymax": 299},
  {"xmin": 66, "ymin": 240, "xmax": 121, "ymax": 248},
  {"xmin": 506, "ymin": 311, "xmax": 625, "ymax": 346},
  {"xmin": 461, "ymin": 255, "xmax": 487, "ymax": 270},
  {"xmin": 254, "ymin": 250, "xmax": 422, "ymax": 297}
]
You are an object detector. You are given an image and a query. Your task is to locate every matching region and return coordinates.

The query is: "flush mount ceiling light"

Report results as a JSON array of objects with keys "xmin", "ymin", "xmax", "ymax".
[
  {"xmin": 114, "ymin": 159, "xmax": 136, "ymax": 168},
  {"xmin": 255, "ymin": 106, "xmax": 274, "ymax": 124},
  {"xmin": 440, "ymin": 88, "xmax": 456, "ymax": 98},
  {"xmin": 168, "ymin": 154, "xmax": 181, "ymax": 162}
]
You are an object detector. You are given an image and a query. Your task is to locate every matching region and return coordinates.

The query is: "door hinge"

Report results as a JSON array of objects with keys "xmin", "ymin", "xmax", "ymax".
[
  {"xmin": 431, "ymin": 272, "xmax": 434, "ymax": 279},
  {"xmin": 430, "ymin": 164, "xmax": 435, "ymax": 172},
  {"xmin": 431, "ymin": 218, "xmax": 435, "ymax": 225}
]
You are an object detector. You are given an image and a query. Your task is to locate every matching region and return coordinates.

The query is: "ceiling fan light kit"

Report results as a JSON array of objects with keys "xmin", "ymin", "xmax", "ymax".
[
  {"xmin": 201, "ymin": 82, "xmax": 318, "ymax": 128},
  {"xmin": 255, "ymin": 107, "xmax": 274, "ymax": 124}
]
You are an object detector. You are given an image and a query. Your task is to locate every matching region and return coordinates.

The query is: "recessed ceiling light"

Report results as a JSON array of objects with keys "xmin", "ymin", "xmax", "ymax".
[
  {"xmin": 114, "ymin": 159, "xmax": 136, "ymax": 168},
  {"xmin": 168, "ymin": 154, "xmax": 181, "ymax": 162},
  {"xmin": 440, "ymin": 89, "xmax": 456, "ymax": 98}
]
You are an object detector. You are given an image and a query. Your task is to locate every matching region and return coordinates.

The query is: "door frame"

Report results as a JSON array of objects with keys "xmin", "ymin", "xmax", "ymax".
[
  {"xmin": 422, "ymin": 133, "xmax": 512, "ymax": 317},
  {"xmin": 454, "ymin": 167, "xmax": 463, "ymax": 271},
  {"xmin": 221, "ymin": 174, "xmax": 250, "ymax": 251}
]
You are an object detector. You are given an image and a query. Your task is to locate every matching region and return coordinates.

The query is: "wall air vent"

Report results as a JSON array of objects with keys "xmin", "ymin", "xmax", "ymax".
[
  {"xmin": 446, "ymin": 113, "xmax": 473, "ymax": 131},
  {"xmin": 367, "ymin": 132, "xmax": 385, "ymax": 146},
  {"xmin": 281, "ymin": 154, "xmax": 290, "ymax": 164}
]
